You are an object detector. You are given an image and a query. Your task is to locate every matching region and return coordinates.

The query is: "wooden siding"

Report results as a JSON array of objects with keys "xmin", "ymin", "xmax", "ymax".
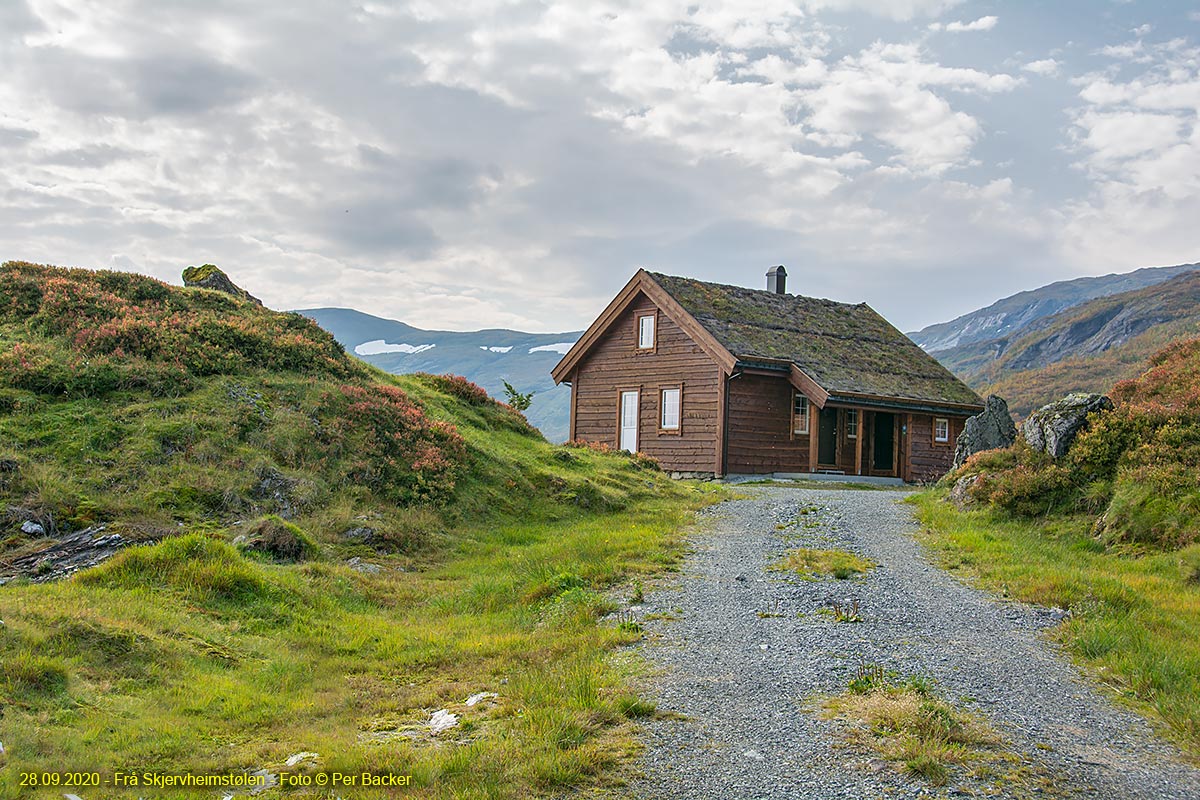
[
  {"xmin": 571, "ymin": 292, "xmax": 723, "ymax": 473},
  {"xmin": 725, "ymin": 373, "xmax": 812, "ymax": 474},
  {"xmin": 907, "ymin": 413, "xmax": 968, "ymax": 483}
]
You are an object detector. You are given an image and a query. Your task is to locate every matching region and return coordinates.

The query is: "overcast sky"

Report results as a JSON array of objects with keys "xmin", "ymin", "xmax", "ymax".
[{"xmin": 1, "ymin": 1, "xmax": 1198, "ymax": 333}]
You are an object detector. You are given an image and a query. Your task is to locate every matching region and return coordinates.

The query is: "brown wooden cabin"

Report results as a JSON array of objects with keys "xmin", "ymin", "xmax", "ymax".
[{"xmin": 551, "ymin": 268, "xmax": 984, "ymax": 482}]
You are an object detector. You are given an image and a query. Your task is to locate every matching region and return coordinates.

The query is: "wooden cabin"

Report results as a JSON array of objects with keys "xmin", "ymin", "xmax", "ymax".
[{"xmin": 551, "ymin": 268, "xmax": 984, "ymax": 482}]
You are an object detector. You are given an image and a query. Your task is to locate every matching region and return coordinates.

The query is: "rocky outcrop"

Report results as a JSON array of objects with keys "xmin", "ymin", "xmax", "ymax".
[
  {"xmin": 182, "ymin": 264, "xmax": 263, "ymax": 306},
  {"xmin": 948, "ymin": 474, "xmax": 982, "ymax": 510},
  {"xmin": 1022, "ymin": 393, "xmax": 1114, "ymax": 459},
  {"xmin": 952, "ymin": 395, "xmax": 1017, "ymax": 470},
  {"xmin": 0, "ymin": 525, "xmax": 133, "ymax": 584}
]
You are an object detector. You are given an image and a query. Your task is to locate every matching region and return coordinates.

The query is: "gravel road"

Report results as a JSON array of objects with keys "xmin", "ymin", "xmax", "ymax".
[{"xmin": 630, "ymin": 485, "xmax": 1200, "ymax": 800}]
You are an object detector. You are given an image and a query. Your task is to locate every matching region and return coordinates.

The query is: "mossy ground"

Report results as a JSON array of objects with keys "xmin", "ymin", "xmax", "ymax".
[{"xmin": 771, "ymin": 548, "xmax": 876, "ymax": 580}]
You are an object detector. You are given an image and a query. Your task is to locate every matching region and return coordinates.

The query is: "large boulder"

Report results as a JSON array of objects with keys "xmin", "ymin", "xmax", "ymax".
[
  {"xmin": 1022, "ymin": 393, "xmax": 1114, "ymax": 459},
  {"xmin": 182, "ymin": 264, "xmax": 263, "ymax": 306},
  {"xmin": 952, "ymin": 395, "xmax": 1017, "ymax": 470}
]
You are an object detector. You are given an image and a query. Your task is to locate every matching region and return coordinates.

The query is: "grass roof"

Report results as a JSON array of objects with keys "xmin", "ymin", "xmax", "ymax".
[{"xmin": 648, "ymin": 272, "xmax": 983, "ymax": 408}]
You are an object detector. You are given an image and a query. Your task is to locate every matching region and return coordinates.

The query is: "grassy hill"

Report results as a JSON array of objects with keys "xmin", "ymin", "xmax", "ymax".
[
  {"xmin": 936, "ymin": 271, "xmax": 1200, "ymax": 417},
  {"xmin": 915, "ymin": 338, "xmax": 1200, "ymax": 755},
  {"xmin": 0, "ymin": 261, "xmax": 715, "ymax": 799},
  {"xmin": 297, "ymin": 307, "xmax": 580, "ymax": 443}
]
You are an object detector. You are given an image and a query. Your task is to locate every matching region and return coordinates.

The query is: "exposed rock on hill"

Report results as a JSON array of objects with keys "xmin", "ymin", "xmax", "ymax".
[
  {"xmin": 952, "ymin": 395, "xmax": 1017, "ymax": 470},
  {"xmin": 1022, "ymin": 393, "xmax": 1113, "ymax": 459},
  {"xmin": 183, "ymin": 263, "xmax": 263, "ymax": 306}
]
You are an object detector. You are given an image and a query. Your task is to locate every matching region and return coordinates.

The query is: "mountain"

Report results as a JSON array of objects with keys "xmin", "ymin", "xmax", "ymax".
[
  {"xmin": 910, "ymin": 263, "xmax": 1200, "ymax": 353},
  {"xmin": 297, "ymin": 308, "xmax": 581, "ymax": 442},
  {"xmin": 945, "ymin": 271, "xmax": 1200, "ymax": 416}
]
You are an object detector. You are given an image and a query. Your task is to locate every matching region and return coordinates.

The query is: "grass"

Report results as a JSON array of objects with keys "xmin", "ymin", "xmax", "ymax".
[
  {"xmin": 911, "ymin": 492, "xmax": 1200, "ymax": 759},
  {"xmin": 824, "ymin": 668, "xmax": 1000, "ymax": 787},
  {"xmin": 771, "ymin": 548, "xmax": 876, "ymax": 580},
  {"xmin": 0, "ymin": 261, "xmax": 731, "ymax": 798}
]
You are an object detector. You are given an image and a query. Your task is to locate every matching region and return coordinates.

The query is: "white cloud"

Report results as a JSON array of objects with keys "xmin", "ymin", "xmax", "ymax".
[
  {"xmin": 1023, "ymin": 58, "xmax": 1060, "ymax": 76},
  {"xmin": 928, "ymin": 15, "xmax": 998, "ymax": 33}
]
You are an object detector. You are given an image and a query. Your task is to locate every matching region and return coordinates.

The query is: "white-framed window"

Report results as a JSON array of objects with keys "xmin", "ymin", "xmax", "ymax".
[
  {"xmin": 792, "ymin": 393, "xmax": 809, "ymax": 435},
  {"xmin": 934, "ymin": 417, "xmax": 950, "ymax": 443},
  {"xmin": 846, "ymin": 409, "xmax": 859, "ymax": 439},
  {"xmin": 637, "ymin": 314, "xmax": 656, "ymax": 349},
  {"xmin": 661, "ymin": 387, "xmax": 681, "ymax": 431}
]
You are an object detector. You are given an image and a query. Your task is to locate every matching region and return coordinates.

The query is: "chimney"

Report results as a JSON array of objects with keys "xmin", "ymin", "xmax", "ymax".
[{"xmin": 766, "ymin": 265, "xmax": 787, "ymax": 294}]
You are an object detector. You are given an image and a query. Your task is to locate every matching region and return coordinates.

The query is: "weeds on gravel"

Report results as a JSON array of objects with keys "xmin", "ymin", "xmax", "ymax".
[
  {"xmin": 912, "ymin": 493, "xmax": 1200, "ymax": 759},
  {"xmin": 758, "ymin": 598, "xmax": 786, "ymax": 618},
  {"xmin": 825, "ymin": 669, "xmax": 999, "ymax": 787},
  {"xmin": 772, "ymin": 548, "xmax": 876, "ymax": 580}
]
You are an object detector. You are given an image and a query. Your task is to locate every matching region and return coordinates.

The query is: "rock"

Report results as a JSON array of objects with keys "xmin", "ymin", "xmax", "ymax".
[
  {"xmin": 181, "ymin": 264, "xmax": 263, "ymax": 305},
  {"xmin": 1023, "ymin": 393, "xmax": 1114, "ymax": 459},
  {"xmin": 251, "ymin": 467, "xmax": 303, "ymax": 519},
  {"xmin": 341, "ymin": 526, "xmax": 376, "ymax": 543},
  {"xmin": 465, "ymin": 691, "xmax": 498, "ymax": 706},
  {"xmin": 952, "ymin": 395, "xmax": 1017, "ymax": 470},
  {"xmin": 20, "ymin": 520, "xmax": 45, "ymax": 536},
  {"xmin": 0, "ymin": 525, "xmax": 135, "ymax": 583},
  {"xmin": 428, "ymin": 709, "xmax": 459, "ymax": 735},
  {"xmin": 284, "ymin": 751, "xmax": 319, "ymax": 768},
  {"xmin": 346, "ymin": 556, "xmax": 382, "ymax": 574},
  {"xmin": 241, "ymin": 517, "xmax": 316, "ymax": 562},
  {"xmin": 948, "ymin": 474, "xmax": 982, "ymax": 510}
]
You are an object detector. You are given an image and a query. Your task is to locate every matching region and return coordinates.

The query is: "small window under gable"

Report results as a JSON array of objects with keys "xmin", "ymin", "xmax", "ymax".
[
  {"xmin": 637, "ymin": 314, "xmax": 656, "ymax": 349},
  {"xmin": 661, "ymin": 387, "xmax": 681, "ymax": 431},
  {"xmin": 792, "ymin": 393, "xmax": 810, "ymax": 435},
  {"xmin": 934, "ymin": 417, "xmax": 950, "ymax": 443}
]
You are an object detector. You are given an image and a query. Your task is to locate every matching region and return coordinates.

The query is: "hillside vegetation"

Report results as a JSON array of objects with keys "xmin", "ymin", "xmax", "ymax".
[
  {"xmin": 915, "ymin": 337, "xmax": 1200, "ymax": 755},
  {"xmin": 0, "ymin": 261, "xmax": 714, "ymax": 799},
  {"xmin": 936, "ymin": 271, "xmax": 1200, "ymax": 417}
]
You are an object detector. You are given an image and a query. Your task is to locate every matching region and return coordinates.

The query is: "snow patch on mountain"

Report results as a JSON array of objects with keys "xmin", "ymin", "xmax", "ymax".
[
  {"xmin": 355, "ymin": 340, "xmax": 436, "ymax": 356},
  {"xmin": 480, "ymin": 346, "xmax": 514, "ymax": 353},
  {"xmin": 528, "ymin": 342, "xmax": 575, "ymax": 355}
]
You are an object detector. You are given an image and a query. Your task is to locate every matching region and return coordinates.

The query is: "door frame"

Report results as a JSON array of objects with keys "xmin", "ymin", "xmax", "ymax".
[
  {"xmin": 817, "ymin": 406, "xmax": 839, "ymax": 468},
  {"xmin": 618, "ymin": 389, "xmax": 640, "ymax": 453},
  {"xmin": 870, "ymin": 411, "xmax": 897, "ymax": 476}
]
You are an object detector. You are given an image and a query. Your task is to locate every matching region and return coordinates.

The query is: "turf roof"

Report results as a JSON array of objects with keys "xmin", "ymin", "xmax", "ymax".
[{"xmin": 648, "ymin": 272, "xmax": 983, "ymax": 408}]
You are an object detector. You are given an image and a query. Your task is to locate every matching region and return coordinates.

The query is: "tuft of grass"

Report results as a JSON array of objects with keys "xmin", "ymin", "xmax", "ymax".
[
  {"xmin": 772, "ymin": 548, "xmax": 876, "ymax": 580},
  {"xmin": 1, "ymin": 652, "xmax": 69, "ymax": 699},
  {"xmin": 912, "ymin": 492, "xmax": 1200, "ymax": 757},
  {"xmin": 825, "ymin": 670, "xmax": 999, "ymax": 787}
]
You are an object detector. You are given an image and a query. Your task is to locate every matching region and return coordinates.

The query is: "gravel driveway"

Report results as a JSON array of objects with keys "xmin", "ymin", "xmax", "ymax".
[{"xmin": 630, "ymin": 485, "xmax": 1200, "ymax": 800}]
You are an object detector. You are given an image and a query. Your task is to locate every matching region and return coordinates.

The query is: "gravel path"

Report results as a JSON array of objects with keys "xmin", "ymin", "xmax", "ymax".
[{"xmin": 630, "ymin": 485, "xmax": 1200, "ymax": 800}]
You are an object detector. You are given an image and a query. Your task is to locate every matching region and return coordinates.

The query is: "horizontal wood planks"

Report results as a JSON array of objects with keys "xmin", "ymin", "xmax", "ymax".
[
  {"xmin": 726, "ymin": 373, "xmax": 812, "ymax": 474},
  {"xmin": 572, "ymin": 293, "xmax": 722, "ymax": 472},
  {"xmin": 907, "ymin": 413, "xmax": 968, "ymax": 482}
]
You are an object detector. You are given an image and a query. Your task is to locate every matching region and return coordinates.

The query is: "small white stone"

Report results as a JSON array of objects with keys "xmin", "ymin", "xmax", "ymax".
[
  {"xmin": 429, "ymin": 709, "xmax": 459, "ymax": 735},
  {"xmin": 465, "ymin": 691, "xmax": 498, "ymax": 707},
  {"xmin": 284, "ymin": 751, "xmax": 319, "ymax": 767}
]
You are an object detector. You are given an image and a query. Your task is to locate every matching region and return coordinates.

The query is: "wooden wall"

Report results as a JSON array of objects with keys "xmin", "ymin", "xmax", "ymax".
[
  {"xmin": 571, "ymin": 292, "xmax": 722, "ymax": 473},
  {"xmin": 906, "ymin": 413, "xmax": 968, "ymax": 483},
  {"xmin": 725, "ymin": 373, "xmax": 812, "ymax": 474}
]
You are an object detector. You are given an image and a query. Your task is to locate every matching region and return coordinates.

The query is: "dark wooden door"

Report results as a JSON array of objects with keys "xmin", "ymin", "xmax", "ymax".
[
  {"xmin": 818, "ymin": 407, "xmax": 837, "ymax": 465},
  {"xmin": 872, "ymin": 412, "xmax": 895, "ymax": 472}
]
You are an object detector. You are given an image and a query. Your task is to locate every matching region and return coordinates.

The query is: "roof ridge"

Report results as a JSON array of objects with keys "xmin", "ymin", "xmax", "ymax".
[{"xmin": 646, "ymin": 270, "xmax": 865, "ymax": 310}]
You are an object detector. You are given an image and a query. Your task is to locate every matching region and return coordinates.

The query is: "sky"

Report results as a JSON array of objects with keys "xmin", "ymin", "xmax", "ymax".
[{"xmin": 1, "ymin": 1, "xmax": 1198, "ymax": 334}]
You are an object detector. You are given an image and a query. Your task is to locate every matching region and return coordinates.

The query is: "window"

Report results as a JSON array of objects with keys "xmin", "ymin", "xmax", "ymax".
[
  {"xmin": 637, "ymin": 314, "xmax": 656, "ymax": 349},
  {"xmin": 845, "ymin": 409, "xmax": 858, "ymax": 439},
  {"xmin": 661, "ymin": 387, "xmax": 681, "ymax": 431},
  {"xmin": 934, "ymin": 417, "xmax": 950, "ymax": 443},
  {"xmin": 792, "ymin": 393, "xmax": 809, "ymax": 435}
]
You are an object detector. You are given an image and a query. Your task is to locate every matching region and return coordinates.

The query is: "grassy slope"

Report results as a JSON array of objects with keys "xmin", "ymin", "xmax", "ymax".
[
  {"xmin": 0, "ymin": 262, "xmax": 720, "ymax": 798},
  {"xmin": 911, "ymin": 497, "xmax": 1200, "ymax": 758}
]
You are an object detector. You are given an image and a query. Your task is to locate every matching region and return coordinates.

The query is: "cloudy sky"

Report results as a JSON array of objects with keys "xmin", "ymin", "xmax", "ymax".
[{"xmin": 1, "ymin": 1, "xmax": 1198, "ymax": 333}]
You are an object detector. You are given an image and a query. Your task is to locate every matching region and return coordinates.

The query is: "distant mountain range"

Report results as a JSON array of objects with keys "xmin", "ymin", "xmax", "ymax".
[
  {"xmin": 296, "ymin": 308, "xmax": 581, "ymax": 442},
  {"xmin": 915, "ymin": 264, "xmax": 1200, "ymax": 417},
  {"xmin": 909, "ymin": 263, "xmax": 1200, "ymax": 353}
]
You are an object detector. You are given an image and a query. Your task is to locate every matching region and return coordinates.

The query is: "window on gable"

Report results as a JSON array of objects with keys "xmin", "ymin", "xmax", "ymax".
[
  {"xmin": 846, "ymin": 409, "xmax": 859, "ymax": 439},
  {"xmin": 792, "ymin": 393, "xmax": 809, "ymax": 435},
  {"xmin": 637, "ymin": 314, "xmax": 656, "ymax": 349},
  {"xmin": 934, "ymin": 417, "xmax": 950, "ymax": 443},
  {"xmin": 661, "ymin": 387, "xmax": 681, "ymax": 431}
]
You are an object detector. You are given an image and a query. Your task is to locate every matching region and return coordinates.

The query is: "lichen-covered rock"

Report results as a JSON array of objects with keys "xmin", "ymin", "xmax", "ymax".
[
  {"xmin": 181, "ymin": 264, "xmax": 263, "ymax": 306},
  {"xmin": 1022, "ymin": 393, "xmax": 1114, "ymax": 459},
  {"xmin": 952, "ymin": 395, "xmax": 1017, "ymax": 470},
  {"xmin": 948, "ymin": 474, "xmax": 982, "ymax": 510}
]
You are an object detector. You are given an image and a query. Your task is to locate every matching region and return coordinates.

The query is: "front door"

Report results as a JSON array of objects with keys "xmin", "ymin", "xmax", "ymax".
[
  {"xmin": 873, "ymin": 412, "xmax": 895, "ymax": 473},
  {"xmin": 619, "ymin": 391, "xmax": 639, "ymax": 452},
  {"xmin": 818, "ymin": 407, "xmax": 838, "ymax": 466}
]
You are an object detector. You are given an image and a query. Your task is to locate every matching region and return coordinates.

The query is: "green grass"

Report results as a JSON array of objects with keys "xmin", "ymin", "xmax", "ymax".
[
  {"xmin": 911, "ymin": 492, "xmax": 1200, "ymax": 759},
  {"xmin": 771, "ymin": 548, "xmax": 877, "ymax": 580},
  {"xmin": 0, "ymin": 261, "xmax": 731, "ymax": 798}
]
